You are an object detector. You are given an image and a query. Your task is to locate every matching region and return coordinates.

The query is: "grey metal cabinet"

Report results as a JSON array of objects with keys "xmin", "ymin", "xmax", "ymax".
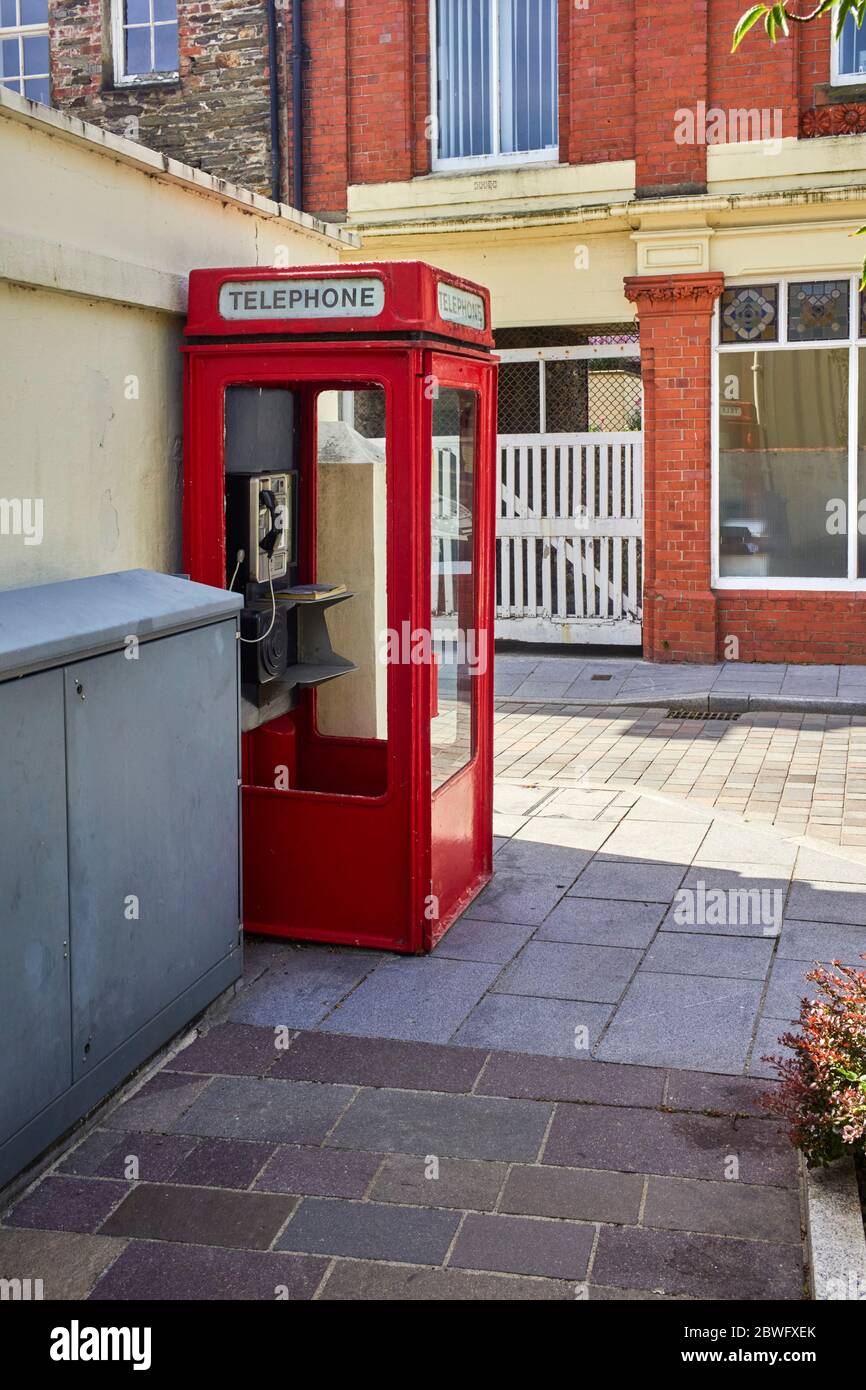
[{"xmin": 0, "ymin": 570, "xmax": 243, "ymax": 1188}]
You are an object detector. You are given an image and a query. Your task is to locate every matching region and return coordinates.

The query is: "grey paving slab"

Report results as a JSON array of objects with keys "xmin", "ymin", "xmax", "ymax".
[
  {"xmin": 169, "ymin": 1023, "xmax": 282, "ymax": 1077},
  {"xmin": 621, "ymin": 799, "xmax": 714, "ymax": 825},
  {"xmin": 169, "ymin": 1139, "xmax": 276, "ymax": 1191},
  {"xmin": 327, "ymin": 1088, "xmax": 552, "ymax": 1162},
  {"xmin": 777, "ymin": 919, "xmax": 866, "ymax": 963},
  {"xmin": 599, "ymin": 820, "xmax": 709, "ymax": 864},
  {"xmin": 0, "ymin": 1228, "xmax": 125, "ymax": 1301},
  {"xmin": 500, "ymin": 1164, "xmax": 643, "ymax": 1225},
  {"xmin": 793, "ymin": 848, "xmax": 866, "ymax": 885},
  {"xmin": 536, "ymin": 897, "xmax": 666, "ymax": 948},
  {"xmin": 513, "ymin": 816, "xmax": 615, "ymax": 853},
  {"xmin": 4, "ymin": 1177, "xmax": 128, "ymax": 1234},
  {"xmin": 493, "ymin": 837, "xmax": 594, "ymax": 879},
  {"xmin": 464, "ymin": 871, "xmax": 571, "ymax": 925},
  {"xmin": 317, "ymin": 956, "xmax": 501, "ymax": 1043},
  {"xmin": 543, "ymin": 1103, "xmax": 798, "ymax": 1187},
  {"xmin": 591, "ymin": 1225, "xmax": 803, "ymax": 1300},
  {"xmin": 89, "ymin": 1240, "xmax": 326, "ymax": 1301},
  {"xmin": 253, "ymin": 1145, "xmax": 381, "ymax": 1199},
  {"xmin": 451, "ymin": 994, "xmax": 612, "ymax": 1057},
  {"xmin": 100, "ymin": 1183, "xmax": 296, "ymax": 1251},
  {"xmin": 370, "ymin": 1154, "xmax": 507, "ymax": 1212},
  {"xmin": 477, "ymin": 1051, "xmax": 665, "ymax": 1107},
  {"xmin": 101, "ymin": 1073, "xmax": 211, "ymax": 1133},
  {"xmin": 493, "ymin": 783, "xmax": 554, "ymax": 816},
  {"xmin": 432, "ymin": 917, "xmax": 537, "ymax": 964},
  {"xmin": 663, "ymin": 1070, "xmax": 775, "ymax": 1117},
  {"xmin": 642, "ymin": 1176, "xmax": 801, "ymax": 1243},
  {"xmin": 748, "ymin": 1017, "xmax": 797, "ymax": 1080},
  {"xmin": 641, "ymin": 932, "xmax": 774, "ymax": 980},
  {"xmin": 786, "ymin": 879, "xmax": 866, "ymax": 926},
  {"xmin": 534, "ymin": 788, "xmax": 620, "ymax": 819},
  {"xmin": 694, "ymin": 823, "xmax": 798, "ymax": 870},
  {"xmin": 595, "ymin": 972, "xmax": 764, "ymax": 1073},
  {"xmin": 449, "ymin": 1212, "xmax": 593, "ymax": 1280},
  {"xmin": 229, "ymin": 945, "xmax": 383, "ymax": 1029},
  {"xmin": 661, "ymin": 867, "xmax": 790, "ymax": 937},
  {"xmin": 762, "ymin": 957, "xmax": 857, "ymax": 1021},
  {"xmin": 567, "ymin": 859, "xmax": 687, "ymax": 903},
  {"xmin": 493, "ymin": 940, "xmax": 642, "ymax": 1004},
  {"xmin": 167, "ymin": 1077, "xmax": 354, "ymax": 1145},
  {"xmin": 276, "ymin": 1198, "xmax": 459, "ymax": 1264},
  {"xmin": 318, "ymin": 1259, "xmax": 570, "ymax": 1300},
  {"xmin": 271, "ymin": 1030, "xmax": 487, "ymax": 1093}
]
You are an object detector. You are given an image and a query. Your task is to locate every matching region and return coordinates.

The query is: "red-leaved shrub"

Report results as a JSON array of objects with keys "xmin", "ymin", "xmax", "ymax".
[{"xmin": 763, "ymin": 956, "xmax": 866, "ymax": 1167}]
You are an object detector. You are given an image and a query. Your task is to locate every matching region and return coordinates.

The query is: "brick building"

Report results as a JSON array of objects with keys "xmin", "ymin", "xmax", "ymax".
[{"xmin": 7, "ymin": 2, "xmax": 866, "ymax": 662}]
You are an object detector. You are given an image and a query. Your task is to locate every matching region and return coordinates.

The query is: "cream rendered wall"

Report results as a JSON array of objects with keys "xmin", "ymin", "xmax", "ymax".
[{"xmin": 0, "ymin": 89, "xmax": 355, "ymax": 592}]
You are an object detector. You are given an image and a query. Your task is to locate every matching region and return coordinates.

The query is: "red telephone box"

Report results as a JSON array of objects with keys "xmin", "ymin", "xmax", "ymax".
[{"xmin": 182, "ymin": 261, "xmax": 497, "ymax": 952}]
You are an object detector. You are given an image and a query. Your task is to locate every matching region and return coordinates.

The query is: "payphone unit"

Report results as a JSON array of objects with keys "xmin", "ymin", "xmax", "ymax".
[{"xmin": 183, "ymin": 262, "xmax": 497, "ymax": 952}]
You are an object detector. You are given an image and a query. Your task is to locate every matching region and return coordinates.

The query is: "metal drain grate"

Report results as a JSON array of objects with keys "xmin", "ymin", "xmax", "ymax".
[
  {"xmin": 591, "ymin": 673, "xmax": 613, "ymax": 681},
  {"xmin": 666, "ymin": 708, "xmax": 740, "ymax": 721}
]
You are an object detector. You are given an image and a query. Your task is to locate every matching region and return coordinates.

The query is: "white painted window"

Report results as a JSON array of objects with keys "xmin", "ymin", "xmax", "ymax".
[
  {"xmin": 832, "ymin": 6, "xmax": 866, "ymax": 85},
  {"xmin": 713, "ymin": 274, "xmax": 866, "ymax": 589},
  {"xmin": 431, "ymin": 0, "xmax": 558, "ymax": 171},
  {"xmin": 0, "ymin": 0, "xmax": 49, "ymax": 106},
  {"xmin": 112, "ymin": 0, "xmax": 179, "ymax": 86}
]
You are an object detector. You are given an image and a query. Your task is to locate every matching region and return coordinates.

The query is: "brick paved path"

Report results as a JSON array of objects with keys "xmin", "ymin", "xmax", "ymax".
[
  {"xmin": 494, "ymin": 702, "xmax": 866, "ymax": 848},
  {"xmin": 0, "ymin": 1029, "xmax": 806, "ymax": 1301}
]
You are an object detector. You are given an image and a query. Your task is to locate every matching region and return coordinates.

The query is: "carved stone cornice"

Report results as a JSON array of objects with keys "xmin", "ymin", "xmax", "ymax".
[{"xmin": 623, "ymin": 272, "xmax": 725, "ymax": 315}]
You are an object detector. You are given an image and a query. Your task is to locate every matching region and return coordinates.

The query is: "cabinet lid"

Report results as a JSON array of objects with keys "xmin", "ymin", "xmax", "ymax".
[{"xmin": 0, "ymin": 570, "xmax": 242, "ymax": 681}]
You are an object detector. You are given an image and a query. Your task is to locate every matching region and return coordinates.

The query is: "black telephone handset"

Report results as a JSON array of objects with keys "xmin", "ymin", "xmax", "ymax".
[{"xmin": 258, "ymin": 487, "xmax": 281, "ymax": 557}]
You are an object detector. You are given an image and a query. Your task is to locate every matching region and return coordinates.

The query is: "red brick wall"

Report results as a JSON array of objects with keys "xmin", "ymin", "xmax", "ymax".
[
  {"xmin": 347, "ymin": 0, "xmax": 414, "ymax": 187},
  {"xmin": 299, "ymin": 0, "xmax": 350, "ymax": 218},
  {"xmin": 717, "ymin": 595, "xmax": 866, "ymax": 665},
  {"xmin": 568, "ymin": 0, "xmax": 635, "ymax": 168},
  {"xmin": 708, "ymin": 0, "xmax": 798, "ymax": 139},
  {"xmin": 634, "ymin": 0, "xmax": 708, "ymax": 193}
]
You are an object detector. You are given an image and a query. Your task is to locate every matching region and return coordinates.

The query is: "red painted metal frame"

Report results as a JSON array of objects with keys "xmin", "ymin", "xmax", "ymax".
[{"xmin": 181, "ymin": 264, "xmax": 496, "ymax": 953}]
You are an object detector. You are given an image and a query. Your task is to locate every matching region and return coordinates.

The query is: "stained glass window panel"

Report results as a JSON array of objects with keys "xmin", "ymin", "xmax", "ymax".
[
  {"xmin": 720, "ymin": 285, "xmax": 778, "ymax": 344},
  {"xmin": 787, "ymin": 281, "xmax": 850, "ymax": 343}
]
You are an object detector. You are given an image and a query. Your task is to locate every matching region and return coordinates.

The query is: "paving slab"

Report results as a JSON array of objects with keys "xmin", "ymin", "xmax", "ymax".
[
  {"xmin": 642, "ymin": 1176, "xmax": 801, "ymax": 1243},
  {"xmin": 169, "ymin": 1023, "xmax": 282, "ymax": 1077},
  {"xmin": 431, "ymin": 917, "xmax": 537, "ymax": 964},
  {"xmin": 595, "ymin": 972, "xmax": 764, "ymax": 1072},
  {"xmin": 100, "ymin": 1183, "xmax": 296, "ymax": 1250},
  {"xmin": 317, "ymin": 956, "xmax": 501, "ymax": 1043},
  {"xmin": 369, "ymin": 1154, "xmax": 507, "ymax": 1212},
  {"xmin": 318, "ymin": 1259, "xmax": 571, "ymax": 1300},
  {"xmin": 4, "ymin": 1177, "xmax": 128, "ymax": 1234},
  {"xmin": 536, "ymin": 897, "xmax": 666, "ymax": 948},
  {"xmin": 567, "ymin": 859, "xmax": 687, "ymax": 903},
  {"xmin": 169, "ymin": 1139, "xmax": 277, "ymax": 1191},
  {"xmin": 591, "ymin": 1225, "xmax": 803, "ymax": 1301},
  {"xmin": 786, "ymin": 879, "xmax": 866, "ymax": 925},
  {"xmin": 542, "ymin": 1104, "xmax": 798, "ymax": 1187},
  {"xmin": 327, "ymin": 1088, "xmax": 552, "ymax": 1162},
  {"xmin": 462, "ymin": 871, "xmax": 571, "ymax": 926},
  {"xmin": 167, "ymin": 1077, "xmax": 354, "ymax": 1145},
  {"xmin": 254, "ymin": 1146, "xmax": 381, "ymax": 1199},
  {"xmin": 277, "ymin": 1198, "xmax": 459, "ymax": 1264},
  {"xmin": 492, "ymin": 939, "xmax": 642, "ymax": 1004},
  {"xmin": 777, "ymin": 919, "xmax": 866, "ymax": 962},
  {"xmin": 640, "ymin": 931, "xmax": 774, "ymax": 980},
  {"xmin": 0, "ymin": 1228, "xmax": 126, "ymax": 1301},
  {"xmin": 493, "ymin": 837, "xmax": 594, "ymax": 879},
  {"xmin": 229, "ymin": 945, "xmax": 383, "ymax": 1029},
  {"xmin": 450, "ymin": 993, "xmax": 612, "ymax": 1057},
  {"xmin": 500, "ymin": 1164, "xmax": 643, "ymax": 1225},
  {"xmin": 89, "ymin": 1241, "xmax": 326, "ymax": 1301},
  {"xmin": 661, "ymin": 867, "xmax": 790, "ymax": 937},
  {"xmin": 477, "ymin": 1051, "xmax": 665, "ymax": 1107},
  {"xmin": 761, "ymin": 956, "xmax": 860, "ymax": 1021},
  {"xmin": 271, "ymin": 1030, "xmax": 488, "ymax": 1092},
  {"xmin": 449, "ymin": 1211, "xmax": 593, "ymax": 1280}
]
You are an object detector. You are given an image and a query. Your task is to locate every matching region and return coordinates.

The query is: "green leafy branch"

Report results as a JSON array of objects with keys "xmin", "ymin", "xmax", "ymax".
[{"xmin": 733, "ymin": 1, "xmax": 866, "ymax": 51}]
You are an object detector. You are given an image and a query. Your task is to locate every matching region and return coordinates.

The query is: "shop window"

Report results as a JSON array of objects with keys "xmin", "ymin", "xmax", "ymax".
[
  {"xmin": 433, "ymin": 0, "xmax": 558, "ymax": 169},
  {"xmin": 715, "ymin": 275, "xmax": 866, "ymax": 587},
  {"xmin": 112, "ymin": 0, "xmax": 179, "ymax": 85},
  {"xmin": 0, "ymin": 0, "xmax": 49, "ymax": 106}
]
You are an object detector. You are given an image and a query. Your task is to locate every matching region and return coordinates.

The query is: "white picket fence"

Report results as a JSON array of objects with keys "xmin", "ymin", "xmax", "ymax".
[{"xmin": 433, "ymin": 432, "xmax": 643, "ymax": 644}]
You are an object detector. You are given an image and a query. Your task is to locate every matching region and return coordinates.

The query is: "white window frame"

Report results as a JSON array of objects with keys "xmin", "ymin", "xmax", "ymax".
[
  {"xmin": 712, "ymin": 272, "xmax": 865, "ymax": 591},
  {"xmin": 831, "ymin": 3, "xmax": 866, "ymax": 86},
  {"xmin": 0, "ymin": 1, "xmax": 49, "ymax": 103},
  {"xmin": 429, "ymin": 0, "xmax": 559, "ymax": 173},
  {"xmin": 111, "ymin": 0, "xmax": 179, "ymax": 87}
]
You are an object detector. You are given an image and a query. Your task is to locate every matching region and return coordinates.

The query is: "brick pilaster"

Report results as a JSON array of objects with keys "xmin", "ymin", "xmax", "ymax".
[{"xmin": 624, "ymin": 272, "xmax": 724, "ymax": 664}]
